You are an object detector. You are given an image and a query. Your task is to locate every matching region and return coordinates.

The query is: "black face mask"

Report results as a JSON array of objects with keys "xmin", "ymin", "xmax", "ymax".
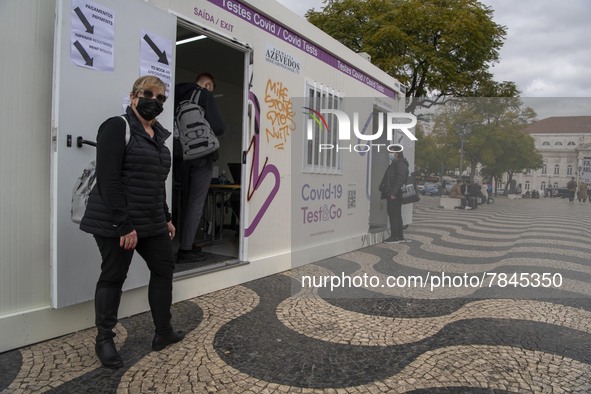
[{"xmin": 135, "ymin": 97, "xmax": 163, "ymax": 121}]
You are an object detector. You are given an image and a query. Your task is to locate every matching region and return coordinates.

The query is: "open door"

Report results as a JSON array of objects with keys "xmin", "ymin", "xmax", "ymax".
[
  {"xmin": 50, "ymin": 0, "xmax": 176, "ymax": 308},
  {"xmin": 173, "ymin": 19, "xmax": 252, "ymax": 265}
]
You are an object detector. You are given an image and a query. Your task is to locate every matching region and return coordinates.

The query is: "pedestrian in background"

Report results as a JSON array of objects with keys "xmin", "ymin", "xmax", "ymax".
[
  {"xmin": 579, "ymin": 180, "xmax": 588, "ymax": 202},
  {"xmin": 567, "ymin": 177, "xmax": 577, "ymax": 203},
  {"xmin": 380, "ymin": 151, "xmax": 409, "ymax": 244}
]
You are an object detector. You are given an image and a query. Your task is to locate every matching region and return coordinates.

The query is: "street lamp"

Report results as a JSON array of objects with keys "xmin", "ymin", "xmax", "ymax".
[{"xmin": 458, "ymin": 125, "xmax": 470, "ymax": 178}]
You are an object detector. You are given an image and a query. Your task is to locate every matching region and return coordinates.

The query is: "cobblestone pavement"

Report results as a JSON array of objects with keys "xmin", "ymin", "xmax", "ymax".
[{"xmin": 1, "ymin": 196, "xmax": 590, "ymax": 393}]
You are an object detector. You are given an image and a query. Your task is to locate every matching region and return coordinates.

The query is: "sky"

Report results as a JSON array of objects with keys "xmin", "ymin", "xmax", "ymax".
[{"xmin": 275, "ymin": 0, "xmax": 591, "ymax": 117}]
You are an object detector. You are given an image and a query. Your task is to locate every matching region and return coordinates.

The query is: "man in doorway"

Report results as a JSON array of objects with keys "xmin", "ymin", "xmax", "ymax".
[{"xmin": 175, "ymin": 72, "xmax": 225, "ymax": 262}]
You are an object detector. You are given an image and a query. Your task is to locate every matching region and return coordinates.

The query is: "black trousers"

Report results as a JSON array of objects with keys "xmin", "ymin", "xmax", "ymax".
[
  {"xmin": 94, "ymin": 232, "xmax": 175, "ymax": 334},
  {"xmin": 387, "ymin": 197, "xmax": 403, "ymax": 239}
]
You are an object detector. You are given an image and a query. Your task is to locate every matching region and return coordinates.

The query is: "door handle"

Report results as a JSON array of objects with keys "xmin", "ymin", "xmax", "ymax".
[{"xmin": 76, "ymin": 136, "xmax": 97, "ymax": 148}]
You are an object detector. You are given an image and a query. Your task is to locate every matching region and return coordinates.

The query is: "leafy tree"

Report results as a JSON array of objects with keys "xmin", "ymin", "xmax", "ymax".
[
  {"xmin": 480, "ymin": 127, "xmax": 543, "ymax": 193},
  {"xmin": 414, "ymin": 123, "xmax": 457, "ymax": 178},
  {"xmin": 306, "ymin": 0, "xmax": 508, "ymax": 112},
  {"xmin": 433, "ymin": 96, "xmax": 541, "ymax": 190}
]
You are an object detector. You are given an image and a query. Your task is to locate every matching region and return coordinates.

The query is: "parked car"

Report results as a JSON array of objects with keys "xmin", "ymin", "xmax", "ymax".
[
  {"xmin": 443, "ymin": 182, "xmax": 453, "ymax": 194},
  {"xmin": 552, "ymin": 188, "xmax": 571, "ymax": 198},
  {"xmin": 421, "ymin": 183, "xmax": 441, "ymax": 196}
]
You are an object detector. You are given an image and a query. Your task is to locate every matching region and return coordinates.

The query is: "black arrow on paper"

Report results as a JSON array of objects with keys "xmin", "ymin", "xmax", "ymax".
[
  {"xmin": 74, "ymin": 40, "xmax": 94, "ymax": 67},
  {"xmin": 143, "ymin": 34, "xmax": 169, "ymax": 65},
  {"xmin": 74, "ymin": 7, "xmax": 94, "ymax": 34}
]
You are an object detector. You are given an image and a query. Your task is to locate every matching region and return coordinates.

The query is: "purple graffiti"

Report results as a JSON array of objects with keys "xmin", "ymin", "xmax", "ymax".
[{"xmin": 244, "ymin": 91, "xmax": 281, "ymax": 237}]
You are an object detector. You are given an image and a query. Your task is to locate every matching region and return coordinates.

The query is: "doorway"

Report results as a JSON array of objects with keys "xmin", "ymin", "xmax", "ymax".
[{"xmin": 172, "ymin": 21, "xmax": 250, "ymax": 273}]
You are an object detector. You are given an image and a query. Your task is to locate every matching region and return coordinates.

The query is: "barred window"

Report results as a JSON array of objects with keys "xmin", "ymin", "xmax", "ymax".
[{"xmin": 304, "ymin": 82, "xmax": 343, "ymax": 174}]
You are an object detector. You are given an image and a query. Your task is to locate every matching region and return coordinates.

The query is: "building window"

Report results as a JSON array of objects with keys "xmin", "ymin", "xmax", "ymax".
[
  {"xmin": 541, "ymin": 182, "xmax": 546, "ymax": 190},
  {"xmin": 542, "ymin": 141, "xmax": 550, "ymax": 146},
  {"xmin": 555, "ymin": 141, "xmax": 563, "ymax": 146},
  {"xmin": 554, "ymin": 182, "xmax": 559, "ymax": 188},
  {"xmin": 567, "ymin": 165, "xmax": 573, "ymax": 175},
  {"xmin": 525, "ymin": 181, "xmax": 530, "ymax": 190},
  {"xmin": 554, "ymin": 164, "xmax": 560, "ymax": 175},
  {"xmin": 541, "ymin": 164, "xmax": 547, "ymax": 175},
  {"xmin": 525, "ymin": 169, "xmax": 531, "ymax": 175},
  {"xmin": 567, "ymin": 141, "xmax": 576, "ymax": 146},
  {"xmin": 304, "ymin": 82, "xmax": 343, "ymax": 173}
]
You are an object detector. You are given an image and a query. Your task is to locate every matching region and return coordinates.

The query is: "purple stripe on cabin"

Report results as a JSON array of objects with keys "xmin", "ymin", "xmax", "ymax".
[{"xmin": 207, "ymin": 0, "xmax": 397, "ymax": 98}]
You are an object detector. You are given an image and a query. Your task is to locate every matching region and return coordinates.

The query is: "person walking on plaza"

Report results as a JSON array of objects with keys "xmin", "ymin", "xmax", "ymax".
[
  {"xmin": 380, "ymin": 151, "xmax": 409, "ymax": 244},
  {"xmin": 80, "ymin": 76, "xmax": 185, "ymax": 369},
  {"xmin": 579, "ymin": 180, "xmax": 588, "ymax": 202},
  {"xmin": 175, "ymin": 72, "xmax": 225, "ymax": 262},
  {"xmin": 481, "ymin": 182, "xmax": 489, "ymax": 203},
  {"xmin": 567, "ymin": 177, "xmax": 577, "ymax": 203}
]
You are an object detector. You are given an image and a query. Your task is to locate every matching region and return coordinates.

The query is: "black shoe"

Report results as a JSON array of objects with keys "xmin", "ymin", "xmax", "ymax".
[
  {"xmin": 177, "ymin": 249, "xmax": 206, "ymax": 263},
  {"xmin": 152, "ymin": 330, "xmax": 185, "ymax": 351},
  {"xmin": 94, "ymin": 288, "xmax": 123, "ymax": 369},
  {"xmin": 384, "ymin": 236, "xmax": 401, "ymax": 244},
  {"xmin": 96, "ymin": 338, "xmax": 123, "ymax": 369}
]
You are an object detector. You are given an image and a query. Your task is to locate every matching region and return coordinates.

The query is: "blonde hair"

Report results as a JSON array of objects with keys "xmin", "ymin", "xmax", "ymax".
[{"xmin": 131, "ymin": 75, "xmax": 166, "ymax": 97}]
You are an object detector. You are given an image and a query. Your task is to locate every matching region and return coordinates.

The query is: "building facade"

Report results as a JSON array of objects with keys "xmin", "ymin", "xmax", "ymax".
[{"xmin": 514, "ymin": 116, "xmax": 591, "ymax": 192}]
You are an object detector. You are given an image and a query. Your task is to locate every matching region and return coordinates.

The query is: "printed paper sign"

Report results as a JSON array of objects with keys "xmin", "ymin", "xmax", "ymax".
[
  {"xmin": 70, "ymin": 0, "xmax": 115, "ymax": 71},
  {"xmin": 140, "ymin": 30, "xmax": 173, "ymax": 94}
]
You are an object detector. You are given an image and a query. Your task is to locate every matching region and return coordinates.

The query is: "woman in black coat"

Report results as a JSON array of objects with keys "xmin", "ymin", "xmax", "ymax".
[
  {"xmin": 80, "ymin": 75, "xmax": 184, "ymax": 368},
  {"xmin": 381, "ymin": 151, "xmax": 409, "ymax": 243}
]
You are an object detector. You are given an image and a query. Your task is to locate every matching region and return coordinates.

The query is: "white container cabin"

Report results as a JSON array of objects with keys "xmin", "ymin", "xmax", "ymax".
[{"xmin": 0, "ymin": 0, "xmax": 414, "ymax": 352}]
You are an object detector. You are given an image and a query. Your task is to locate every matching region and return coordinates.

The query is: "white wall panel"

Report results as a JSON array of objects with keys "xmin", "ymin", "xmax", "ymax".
[{"xmin": 0, "ymin": 0, "xmax": 55, "ymax": 315}]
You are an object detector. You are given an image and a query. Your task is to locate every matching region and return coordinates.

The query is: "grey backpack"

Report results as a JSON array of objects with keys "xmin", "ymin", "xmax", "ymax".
[
  {"xmin": 71, "ymin": 116, "xmax": 130, "ymax": 224},
  {"xmin": 175, "ymin": 89, "xmax": 219, "ymax": 160}
]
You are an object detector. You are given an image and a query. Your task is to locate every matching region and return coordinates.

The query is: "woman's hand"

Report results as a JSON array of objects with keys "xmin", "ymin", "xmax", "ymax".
[
  {"xmin": 167, "ymin": 221, "xmax": 176, "ymax": 240},
  {"xmin": 120, "ymin": 229, "xmax": 138, "ymax": 250}
]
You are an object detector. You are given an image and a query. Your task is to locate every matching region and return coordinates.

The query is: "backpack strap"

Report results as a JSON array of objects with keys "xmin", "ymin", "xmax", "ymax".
[
  {"xmin": 189, "ymin": 88, "xmax": 202, "ymax": 106},
  {"xmin": 119, "ymin": 115, "xmax": 130, "ymax": 145}
]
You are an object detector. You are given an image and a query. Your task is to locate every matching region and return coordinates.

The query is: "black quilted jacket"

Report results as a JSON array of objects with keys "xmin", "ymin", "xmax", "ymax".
[
  {"xmin": 380, "ymin": 157, "xmax": 409, "ymax": 199},
  {"xmin": 80, "ymin": 107, "xmax": 172, "ymax": 238}
]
